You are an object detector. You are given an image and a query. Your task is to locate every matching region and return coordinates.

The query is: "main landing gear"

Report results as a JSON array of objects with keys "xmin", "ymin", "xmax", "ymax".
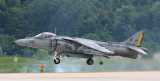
[
  {"xmin": 87, "ymin": 59, "xmax": 94, "ymax": 65},
  {"xmin": 86, "ymin": 59, "xmax": 103, "ymax": 65},
  {"xmin": 53, "ymin": 51, "xmax": 60, "ymax": 64}
]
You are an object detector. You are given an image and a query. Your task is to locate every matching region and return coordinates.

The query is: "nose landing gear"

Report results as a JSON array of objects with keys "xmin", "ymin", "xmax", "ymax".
[
  {"xmin": 54, "ymin": 58, "xmax": 60, "ymax": 64},
  {"xmin": 53, "ymin": 51, "xmax": 60, "ymax": 64}
]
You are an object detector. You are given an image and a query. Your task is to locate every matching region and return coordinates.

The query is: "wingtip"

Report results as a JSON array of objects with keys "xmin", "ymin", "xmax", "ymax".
[
  {"xmin": 141, "ymin": 51, "xmax": 147, "ymax": 55},
  {"xmin": 143, "ymin": 52, "xmax": 148, "ymax": 55},
  {"xmin": 107, "ymin": 51, "xmax": 114, "ymax": 54}
]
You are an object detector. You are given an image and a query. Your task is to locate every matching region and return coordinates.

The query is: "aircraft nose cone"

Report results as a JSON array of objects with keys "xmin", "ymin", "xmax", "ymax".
[{"xmin": 15, "ymin": 39, "xmax": 26, "ymax": 46}]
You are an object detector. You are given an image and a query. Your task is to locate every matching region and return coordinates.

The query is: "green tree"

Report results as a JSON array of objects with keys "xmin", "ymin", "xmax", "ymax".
[
  {"xmin": 5, "ymin": 0, "xmax": 20, "ymax": 7},
  {"xmin": 23, "ymin": 47, "xmax": 35, "ymax": 58},
  {"xmin": 152, "ymin": 1, "xmax": 160, "ymax": 28},
  {"xmin": 33, "ymin": 49, "xmax": 50, "ymax": 61},
  {"xmin": 5, "ymin": 7, "xmax": 24, "ymax": 37},
  {"xmin": 0, "ymin": 34, "xmax": 16, "ymax": 55},
  {"xmin": 82, "ymin": 33, "xmax": 101, "ymax": 41},
  {"xmin": 113, "ymin": 5, "xmax": 137, "ymax": 41},
  {"xmin": 0, "ymin": 46, "xmax": 3, "ymax": 57},
  {"xmin": 0, "ymin": 0, "xmax": 8, "ymax": 34}
]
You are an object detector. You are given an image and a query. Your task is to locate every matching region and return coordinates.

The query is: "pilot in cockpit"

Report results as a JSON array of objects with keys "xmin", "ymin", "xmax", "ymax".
[{"xmin": 34, "ymin": 32, "xmax": 56, "ymax": 39}]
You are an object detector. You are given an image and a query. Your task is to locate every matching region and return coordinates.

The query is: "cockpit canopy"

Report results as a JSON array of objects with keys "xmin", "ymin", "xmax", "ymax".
[{"xmin": 34, "ymin": 32, "xmax": 56, "ymax": 39}]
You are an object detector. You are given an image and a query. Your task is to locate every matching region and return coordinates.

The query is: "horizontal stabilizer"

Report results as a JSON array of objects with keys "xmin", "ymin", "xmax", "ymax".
[{"xmin": 127, "ymin": 46, "xmax": 147, "ymax": 55}]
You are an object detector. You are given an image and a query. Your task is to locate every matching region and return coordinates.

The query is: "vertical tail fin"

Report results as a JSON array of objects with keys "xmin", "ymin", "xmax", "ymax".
[{"xmin": 121, "ymin": 30, "xmax": 145, "ymax": 47}]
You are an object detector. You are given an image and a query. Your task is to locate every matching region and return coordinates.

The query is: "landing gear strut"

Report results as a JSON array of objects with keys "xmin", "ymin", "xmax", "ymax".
[
  {"xmin": 87, "ymin": 59, "xmax": 94, "ymax": 65},
  {"xmin": 53, "ymin": 51, "xmax": 60, "ymax": 64}
]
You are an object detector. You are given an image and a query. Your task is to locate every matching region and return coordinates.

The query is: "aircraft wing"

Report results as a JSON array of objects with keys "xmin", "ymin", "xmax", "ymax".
[
  {"xmin": 127, "ymin": 46, "xmax": 147, "ymax": 55},
  {"xmin": 61, "ymin": 37, "xmax": 114, "ymax": 54}
]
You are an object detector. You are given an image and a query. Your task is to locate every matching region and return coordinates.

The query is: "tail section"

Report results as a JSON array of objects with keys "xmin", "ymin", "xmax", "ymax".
[{"xmin": 121, "ymin": 30, "xmax": 145, "ymax": 47}]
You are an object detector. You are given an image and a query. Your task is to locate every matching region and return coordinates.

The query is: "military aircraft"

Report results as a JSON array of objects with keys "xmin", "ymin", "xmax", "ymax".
[{"xmin": 15, "ymin": 30, "xmax": 147, "ymax": 65}]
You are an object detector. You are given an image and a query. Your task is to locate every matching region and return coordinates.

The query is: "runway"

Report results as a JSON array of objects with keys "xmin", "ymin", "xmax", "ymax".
[{"xmin": 0, "ymin": 71, "xmax": 160, "ymax": 81}]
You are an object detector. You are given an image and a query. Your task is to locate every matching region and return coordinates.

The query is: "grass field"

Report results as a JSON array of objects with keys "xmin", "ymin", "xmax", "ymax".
[
  {"xmin": 0, "ymin": 56, "xmax": 160, "ymax": 73},
  {"xmin": 0, "ymin": 57, "xmax": 56, "ymax": 73}
]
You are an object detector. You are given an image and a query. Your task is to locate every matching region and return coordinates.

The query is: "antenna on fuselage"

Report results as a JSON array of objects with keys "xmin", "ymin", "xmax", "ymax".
[{"xmin": 55, "ymin": 27, "xmax": 56, "ymax": 35}]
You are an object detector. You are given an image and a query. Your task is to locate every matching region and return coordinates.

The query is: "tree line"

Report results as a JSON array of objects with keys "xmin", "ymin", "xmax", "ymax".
[{"xmin": 0, "ymin": 0, "xmax": 159, "ymax": 59}]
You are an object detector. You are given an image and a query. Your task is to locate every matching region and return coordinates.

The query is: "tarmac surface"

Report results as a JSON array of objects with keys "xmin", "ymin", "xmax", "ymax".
[{"xmin": 0, "ymin": 71, "xmax": 160, "ymax": 81}]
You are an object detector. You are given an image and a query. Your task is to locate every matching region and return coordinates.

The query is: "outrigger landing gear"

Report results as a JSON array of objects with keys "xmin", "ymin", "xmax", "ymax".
[
  {"xmin": 87, "ymin": 59, "xmax": 94, "ymax": 65},
  {"xmin": 53, "ymin": 51, "xmax": 60, "ymax": 64},
  {"xmin": 99, "ymin": 56, "xmax": 103, "ymax": 65},
  {"xmin": 100, "ymin": 61, "xmax": 103, "ymax": 65}
]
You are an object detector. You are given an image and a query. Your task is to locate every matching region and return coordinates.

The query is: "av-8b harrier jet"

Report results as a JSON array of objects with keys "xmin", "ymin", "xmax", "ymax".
[{"xmin": 15, "ymin": 30, "xmax": 147, "ymax": 65}]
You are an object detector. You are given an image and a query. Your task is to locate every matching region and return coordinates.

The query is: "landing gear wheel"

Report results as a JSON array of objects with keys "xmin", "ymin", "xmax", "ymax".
[
  {"xmin": 54, "ymin": 58, "xmax": 60, "ymax": 64},
  {"xmin": 87, "ymin": 59, "xmax": 94, "ymax": 65},
  {"xmin": 100, "ymin": 61, "xmax": 103, "ymax": 65}
]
